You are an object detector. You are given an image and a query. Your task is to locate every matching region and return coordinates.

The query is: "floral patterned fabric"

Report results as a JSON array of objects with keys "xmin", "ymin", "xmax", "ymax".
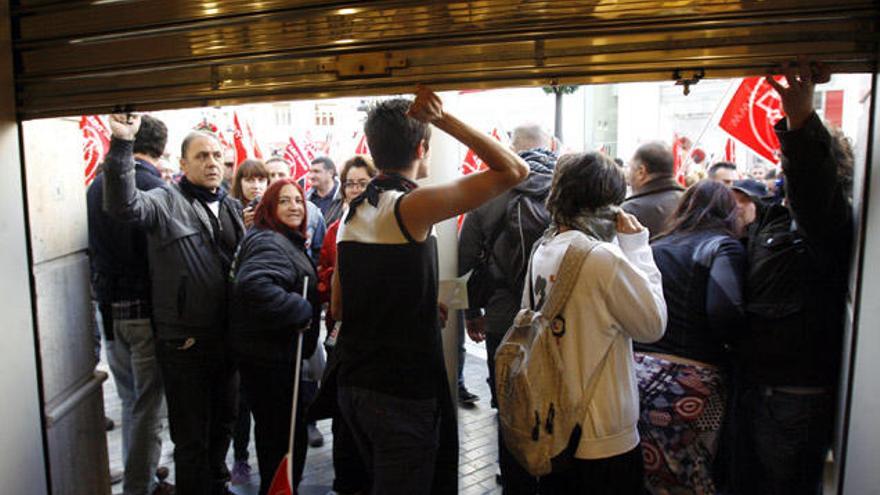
[{"xmin": 635, "ymin": 353, "xmax": 726, "ymax": 495}]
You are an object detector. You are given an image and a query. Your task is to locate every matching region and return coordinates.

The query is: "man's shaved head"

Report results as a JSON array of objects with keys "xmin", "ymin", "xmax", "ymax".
[{"xmin": 512, "ymin": 124, "xmax": 550, "ymax": 152}]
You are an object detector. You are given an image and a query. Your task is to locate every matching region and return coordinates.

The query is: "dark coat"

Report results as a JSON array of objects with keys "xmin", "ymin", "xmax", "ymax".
[
  {"xmin": 458, "ymin": 148, "xmax": 556, "ymax": 335},
  {"xmin": 102, "ymin": 138, "xmax": 245, "ymax": 338},
  {"xmin": 229, "ymin": 227, "xmax": 320, "ymax": 366},
  {"xmin": 738, "ymin": 112, "xmax": 853, "ymax": 388},
  {"xmin": 87, "ymin": 158, "xmax": 165, "ymax": 303},
  {"xmin": 622, "ymin": 176, "xmax": 685, "ymax": 238},
  {"xmin": 636, "ymin": 230, "xmax": 746, "ymax": 366}
]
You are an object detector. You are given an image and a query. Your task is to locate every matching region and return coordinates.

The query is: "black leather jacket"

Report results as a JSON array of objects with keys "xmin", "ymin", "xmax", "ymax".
[{"xmin": 635, "ymin": 230, "xmax": 746, "ymax": 366}]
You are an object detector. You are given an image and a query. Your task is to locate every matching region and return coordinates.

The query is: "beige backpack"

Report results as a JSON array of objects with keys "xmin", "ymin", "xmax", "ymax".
[{"xmin": 494, "ymin": 233, "xmax": 604, "ymax": 476}]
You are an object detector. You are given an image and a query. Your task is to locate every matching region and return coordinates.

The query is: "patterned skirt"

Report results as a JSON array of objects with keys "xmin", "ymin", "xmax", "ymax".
[{"xmin": 635, "ymin": 353, "xmax": 726, "ymax": 495}]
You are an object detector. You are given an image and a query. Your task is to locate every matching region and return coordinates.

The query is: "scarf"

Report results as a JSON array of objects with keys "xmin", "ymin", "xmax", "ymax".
[
  {"xmin": 179, "ymin": 175, "xmax": 227, "ymax": 204},
  {"xmin": 345, "ymin": 173, "xmax": 418, "ymax": 223},
  {"xmin": 553, "ymin": 205, "xmax": 620, "ymax": 242}
]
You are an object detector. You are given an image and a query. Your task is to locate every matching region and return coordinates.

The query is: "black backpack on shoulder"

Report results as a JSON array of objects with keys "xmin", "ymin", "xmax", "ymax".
[{"xmin": 467, "ymin": 188, "xmax": 551, "ymax": 308}]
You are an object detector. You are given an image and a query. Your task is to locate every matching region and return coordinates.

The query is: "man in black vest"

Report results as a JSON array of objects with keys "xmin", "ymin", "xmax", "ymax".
[
  {"xmin": 103, "ymin": 114, "xmax": 245, "ymax": 495},
  {"xmin": 333, "ymin": 87, "xmax": 528, "ymax": 494}
]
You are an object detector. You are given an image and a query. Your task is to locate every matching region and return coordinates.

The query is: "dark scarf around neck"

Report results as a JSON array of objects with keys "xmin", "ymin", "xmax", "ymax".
[
  {"xmin": 553, "ymin": 205, "xmax": 620, "ymax": 243},
  {"xmin": 345, "ymin": 173, "xmax": 418, "ymax": 223},
  {"xmin": 180, "ymin": 175, "xmax": 227, "ymax": 204}
]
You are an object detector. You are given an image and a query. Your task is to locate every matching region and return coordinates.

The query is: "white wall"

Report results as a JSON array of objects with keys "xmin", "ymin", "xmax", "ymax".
[
  {"xmin": 0, "ymin": 1, "xmax": 49, "ymax": 493},
  {"xmin": 841, "ymin": 72, "xmax": 880, "ymax": 495}
]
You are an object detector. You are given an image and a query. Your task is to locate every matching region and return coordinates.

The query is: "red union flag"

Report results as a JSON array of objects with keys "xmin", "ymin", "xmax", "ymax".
[
  {"xmin": 283, "ymin": 136, "xmax": 311, "ymax": 182},
  {"xmin": 81, "ymin": 115, "xmax": 111, "ymax": 186},
  {"xmin": 354, "ymin": 133, "xmax": 369, "ymax": 155},
  {"xmin": 719, "ymin": 76, "xmax": 784, "ymax": 164}
]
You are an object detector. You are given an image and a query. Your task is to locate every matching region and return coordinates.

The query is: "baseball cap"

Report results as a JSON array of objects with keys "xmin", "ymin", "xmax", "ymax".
[{"xmin": 731, "ymin": 179, "xmax": 769, "ymax": 200}]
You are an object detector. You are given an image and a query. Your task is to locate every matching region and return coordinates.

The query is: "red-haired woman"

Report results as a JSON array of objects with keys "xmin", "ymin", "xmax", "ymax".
[{"xmin": 229, "ymin": 178, "xmax": 320, "ymax": 495}]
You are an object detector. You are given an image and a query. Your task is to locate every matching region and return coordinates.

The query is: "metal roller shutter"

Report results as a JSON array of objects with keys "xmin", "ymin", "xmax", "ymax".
[{"xmin": 10, "ymin": 0, "xmax": 880, "ymax": 118}]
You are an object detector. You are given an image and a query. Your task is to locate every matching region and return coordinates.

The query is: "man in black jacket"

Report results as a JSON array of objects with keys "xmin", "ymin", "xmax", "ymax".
[
  {"xmin": 622, "ymin": 142, "xmax": 684, "ymax": 237},
  {"xmin": 735, "ymin": 60, "xmax": 852, "ymax": 495},
  {"xmin": 88, "ymin": 114, "xmax": 170, "ymax": 495},
  {"xmin": 103, "ymin": 114, "xmax": 245, "ymax": 495},
  {"xmin": 458, "ymin": 124, "xmax": 556, "ymax": 493}
]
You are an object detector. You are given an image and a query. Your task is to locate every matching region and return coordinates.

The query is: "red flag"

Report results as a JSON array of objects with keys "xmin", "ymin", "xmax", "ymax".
[
  {"xmin": 354, "ymin": 133, "xmax": 370, "ymax": 155},
  {"xmin": 232, "ymin": 112, "xmax": 249, "ymax": 171},
  {"xmin": 283, "ymin": 137, "xmax": 311, "ymax": 182},
  {"xmin": 267, "ymin": 454, "xmax": 295, "ymax": 495},
  {"xmin": 718, "ymin": 76, "xmax": 784, "ymax": 164},
  {"xmin": 458, "ymin": 128, "xmax": 505, "ymax": 229},
  {"xmin": 671, "ymin": 134, "xmax": 687, "ymax": 186},
  {"xmin": 81, "ymin": 115, "xmax": 111, "ymax": 186},
  {"xmin": 724, "ymin": 138, "xmax": 737, "ymax": 163},
  {"xmin": 246, "ymin": 121, "xmax": 263, "ymax": 159}
]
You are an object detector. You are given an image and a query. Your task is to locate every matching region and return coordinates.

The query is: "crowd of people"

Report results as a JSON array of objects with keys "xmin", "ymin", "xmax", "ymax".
[{"xmin": 87, "ymin": 59, "xmax": 852, "ymax": 495}]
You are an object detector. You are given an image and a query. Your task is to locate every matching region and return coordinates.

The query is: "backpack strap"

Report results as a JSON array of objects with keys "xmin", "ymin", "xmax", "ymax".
[{"xmin": 540, "ymin": 234, "xmax": 600, "ymax": 320}]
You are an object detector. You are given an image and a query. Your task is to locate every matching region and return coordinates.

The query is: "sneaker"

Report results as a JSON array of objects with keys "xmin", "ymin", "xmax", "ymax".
[
  {"xmin": 230, "ymin": 460, "xmax": 251, "ymax": 485},
  {"xmin": 307, "ymin": 422, "xmax": 324, "ymax": 447},
  {"xmin": 458, "ymin": 386, "xmax": 480, "ymax": 406},
  {"xmin": 109, "ymin": 468, "xmax": 123, "ymax": 485},
  {"xmin": 105, "ymin": 416, "xmax": 115, "ymax": 431}
]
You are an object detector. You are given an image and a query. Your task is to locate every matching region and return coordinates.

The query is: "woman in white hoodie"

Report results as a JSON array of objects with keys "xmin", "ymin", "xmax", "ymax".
[{"xmin": 526, "ymin": 151, "xmax": 667, "ymax": 494}]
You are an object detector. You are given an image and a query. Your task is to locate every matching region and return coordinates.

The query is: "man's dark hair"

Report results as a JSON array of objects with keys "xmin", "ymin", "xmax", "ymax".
[
  {"xmin": 547, "ymin": 152, "xmax": 626, "ymax": 225},
  {"xmin": 708, "ymin": 161, "xmax": 737, "ymax": 178},
  {"xmin": 311, "ymin": 156, "xmax": 337, "ymax": 176},
  {"xmin": 765, "ymin": 168, "xmax": 778, "ymax": 180},
  {"xmin": 180, "ymin": 130, "xmax": 220, "ymax": 158},
  {"xmin": 633, "ymin": 142, "xmax": 674, "ymax": 176},
  {"xmin": 133, "ymin": 115, "xmax": 167, "ymax": 160},
  {"xmin": 660, "ymin": 179, "xmax": 739, "ymax": 239},
  {"xmin": 364, "ymin": 98, "xmax": 431, "ymax": 172}
]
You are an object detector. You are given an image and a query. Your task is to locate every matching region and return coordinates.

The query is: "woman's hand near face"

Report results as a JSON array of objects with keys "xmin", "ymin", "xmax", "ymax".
[{"xmin": 617, "ymin": 211, "xmax": 646, "ymax": 235}]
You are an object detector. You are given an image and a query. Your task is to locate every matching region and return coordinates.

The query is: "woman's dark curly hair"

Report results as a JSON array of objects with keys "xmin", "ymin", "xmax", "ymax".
[
  {"xmin": 659, "ymin": 179, "xmax": 739, "ymax": 238},
  {"xmin": 546, "ymin": 152, "xmax": 626, "ymax": 226}
]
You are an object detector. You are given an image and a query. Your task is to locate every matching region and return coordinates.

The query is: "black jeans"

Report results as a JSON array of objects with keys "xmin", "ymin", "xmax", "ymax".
[
  {"xmin": 156, "ymin": 336, "xmax": 238, "ymax": 495},
  {"xmin": 232, "ymin": 381, "xmax": 251, "ymax": 462},
  {"xmin": 332, "ymin": 413, "xmax": 369, "ymax": 493},
  {"xmin": 238, "ymin": 361, "xmax": 308, "ymax": 495},
  {"xmin": 337, "ymin": 386, "xmax": 440, "ymax": 495},
  {"xmin": 538, "ymin": 446, "xmax": 645, "ymax": 495},
  {"xmin": 734, "ymin": 385, "xmax": 833, "ymax": 495}
]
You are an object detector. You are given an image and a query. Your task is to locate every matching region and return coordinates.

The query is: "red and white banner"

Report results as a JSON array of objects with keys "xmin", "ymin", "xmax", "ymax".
[
  {"xmin": 460, "ymin": 128, "xmax": 506, "ymax": 175},
  {"xmin": 718, "ymin": 76, "xmax": 784, "ymax": 164},
  {"xmin": 671, "ymin": 134, "xmax": 687, "ymax": 186},
  {"xmin": 246, "ymin": 121, "xmax": 263, "ymax": 159},
  {"xmin": 232, "ymin": 112, "xmax": 250, "ymax": 171},
  {"xmin": 354, "ymin": 133, "xmax": 370, "ymax": 155},
  {"xmin": 282, "ymin": 136, "xmax": 312, "ymax": 182},
  {"xmin": 81, "ymin": 115, "xmax": 111, "ymax": 186}
]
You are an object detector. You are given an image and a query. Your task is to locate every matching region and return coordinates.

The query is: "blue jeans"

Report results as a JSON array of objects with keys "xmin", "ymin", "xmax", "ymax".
[
  {"xmin": 102, "ymin": 310, "xmax": 164, "ymax": 495},
  {"xmin": 737, "ymin": 386, "xmax": 833, "ymax": 495},
  {"xmin": 337, "ymin": 386, "xmax": 440, "ymax": 495}
]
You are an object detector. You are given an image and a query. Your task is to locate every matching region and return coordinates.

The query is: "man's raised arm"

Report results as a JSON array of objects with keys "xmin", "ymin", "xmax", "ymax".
[
  {"xmin": 102, "ymin": 113, "xmax": 163, "ymax": 227},
  {"xmin": 399, "ymin": 87, "xmax": 529, "ymax": 241}
]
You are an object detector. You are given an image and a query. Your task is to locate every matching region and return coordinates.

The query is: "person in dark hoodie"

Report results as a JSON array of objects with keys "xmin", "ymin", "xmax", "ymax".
[
  {"xmin": 458, "ymin": 123, "xmax": 556, "ymax": 493},
  {"xmin": 228, "ymin": 178, "xmax": 321, "ymax": 495},
  {"xmin": 102, "ymin": 114, "xmax": 245, "ymax": 495},
  {"xmin": 732, "ymin": 60, "xmax": 853, "ymax": 495}
]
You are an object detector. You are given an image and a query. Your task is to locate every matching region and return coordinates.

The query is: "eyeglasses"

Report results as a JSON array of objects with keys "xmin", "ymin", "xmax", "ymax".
[{"xmin": 343, "ymin": 180, "xmax": 370, "ymax": 190}]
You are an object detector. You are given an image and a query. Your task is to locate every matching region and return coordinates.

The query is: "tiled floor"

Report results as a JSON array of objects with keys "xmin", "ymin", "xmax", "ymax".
[{"xmin": 102, "ymin": 339, "xmax": 501, "ymax": 495}]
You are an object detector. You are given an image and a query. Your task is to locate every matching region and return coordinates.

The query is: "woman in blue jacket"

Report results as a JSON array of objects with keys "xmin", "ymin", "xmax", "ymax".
[
  {"xmin": 229, "ymin": 178, "xmax": 320, "ymax": 495},
  {"xmin": 635, "ymin": 179, "xmax": 747, "ymax": 494}
]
